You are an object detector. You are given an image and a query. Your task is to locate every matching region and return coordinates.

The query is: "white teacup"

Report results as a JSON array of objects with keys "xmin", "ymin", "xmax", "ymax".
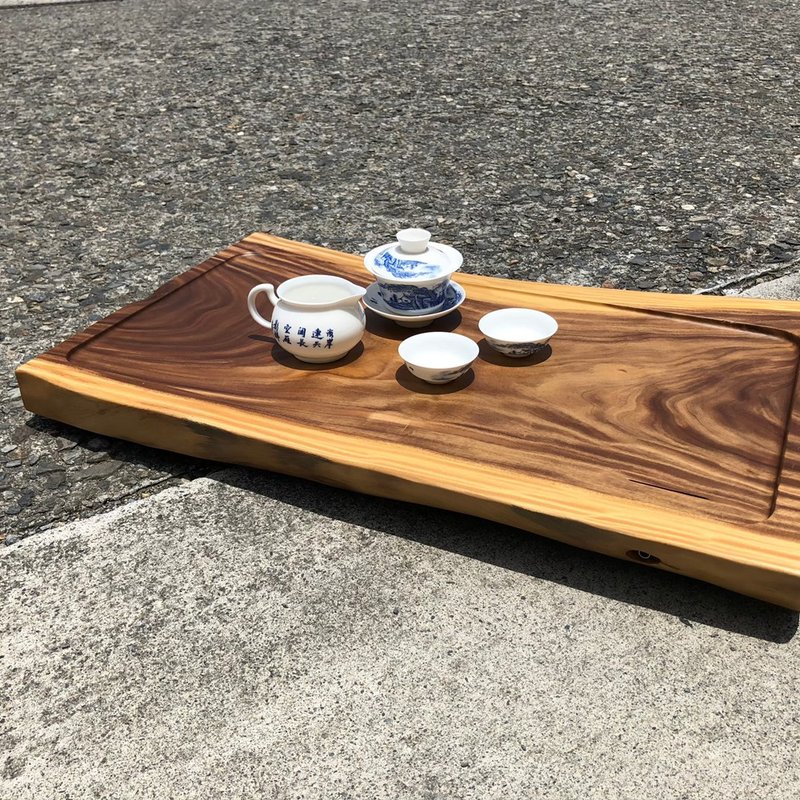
[
  {"xmin": 398, "ymin": 332, "xmax": 479, "ymax": 384},
  {"xmin": 478, "ymin": 308, "xmax": 558, "ymax": 357}
]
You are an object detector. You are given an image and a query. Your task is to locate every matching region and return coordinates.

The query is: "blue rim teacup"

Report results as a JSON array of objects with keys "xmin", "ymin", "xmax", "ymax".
[
  {"xmin": 363, "ymin": 228, "xmax": 463, "ymax": 316},
  {"xmin": 478, "ymin": 308, "xmax": 558, "ymax": 357}
]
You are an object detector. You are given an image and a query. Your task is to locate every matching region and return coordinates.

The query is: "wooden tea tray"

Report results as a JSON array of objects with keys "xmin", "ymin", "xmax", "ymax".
[{"xmin": 16, "ymin": 233, "xmax": 800, "ymax": 608}]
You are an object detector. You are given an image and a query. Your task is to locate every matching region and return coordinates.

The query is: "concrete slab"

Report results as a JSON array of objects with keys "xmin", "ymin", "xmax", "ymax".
[
  {"xmin": 735, "ymin": 271, "xmax": 800, "ymax": 300},
  {"xmin": 2, "ymin": 469, "xmax": 799, "ymax": 799}
]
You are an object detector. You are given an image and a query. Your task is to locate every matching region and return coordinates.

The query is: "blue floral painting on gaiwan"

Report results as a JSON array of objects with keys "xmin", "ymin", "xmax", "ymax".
[
  {"xmin": 377, "ymin": 281, "xmax": 448, "ymax": 312},
  {"xmin": 373, "ymin": 251, "xmax": 442, "ymax": 280}
]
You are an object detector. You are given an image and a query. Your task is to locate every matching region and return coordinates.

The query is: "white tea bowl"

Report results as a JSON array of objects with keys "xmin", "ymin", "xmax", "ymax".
[
  {"xmin": 398, "ymin": 331, "xmax": 479, "ymax": 384},
  {"xmin": 478, "ymin": 308, "xmax": 558, "ymax": 357}
]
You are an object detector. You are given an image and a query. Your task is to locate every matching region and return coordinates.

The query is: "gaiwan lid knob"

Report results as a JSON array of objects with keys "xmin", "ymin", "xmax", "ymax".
[{"xmin": 396, "ymin": 227, "xmax": 431, "ymax": 255}]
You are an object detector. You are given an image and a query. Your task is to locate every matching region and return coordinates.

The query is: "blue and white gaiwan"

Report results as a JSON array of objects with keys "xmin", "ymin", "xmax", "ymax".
[{"xmin": 363, "ymin": 228, "xmax": 463, "ymax": 316}]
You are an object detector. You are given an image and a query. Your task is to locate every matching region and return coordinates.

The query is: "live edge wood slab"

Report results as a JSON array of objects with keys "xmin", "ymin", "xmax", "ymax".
[{"xmin": 16, "ymin": 233, "xmax": 800, "ymax": 609}]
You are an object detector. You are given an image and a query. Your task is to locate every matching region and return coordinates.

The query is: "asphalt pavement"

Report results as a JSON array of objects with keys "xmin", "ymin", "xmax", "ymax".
[{"xmin": 2, "ymin": 0, "xmax": 800, "ymax": 537}]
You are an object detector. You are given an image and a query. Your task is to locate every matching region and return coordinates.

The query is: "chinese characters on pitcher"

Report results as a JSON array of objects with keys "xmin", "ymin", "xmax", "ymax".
[{"xmin": 272, "ymin": 320, "xmax": 334, "ymax": 349}]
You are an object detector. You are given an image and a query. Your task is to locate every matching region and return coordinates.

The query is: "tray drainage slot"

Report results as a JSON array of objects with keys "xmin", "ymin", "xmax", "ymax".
[{"xmin": 627, "ymin": 550, "xmax": 661, "ymax": 565}]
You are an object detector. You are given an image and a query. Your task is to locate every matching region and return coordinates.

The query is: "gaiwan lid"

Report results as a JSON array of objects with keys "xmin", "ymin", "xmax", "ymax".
[{"xmin": 364, "ymin": 228, "xmax": 463, "ymax": 283}]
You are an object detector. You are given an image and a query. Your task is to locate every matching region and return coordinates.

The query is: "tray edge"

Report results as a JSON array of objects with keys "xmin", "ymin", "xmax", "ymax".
[{"xmin": 16, "ymin": 356, "xmax": 800, "ymax": 610}]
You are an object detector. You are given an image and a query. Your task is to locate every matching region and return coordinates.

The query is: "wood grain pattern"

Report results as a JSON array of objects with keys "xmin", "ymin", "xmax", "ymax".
[{"xmin": 16, "ymin": 233, "xmax": 800, "ymax": 609}]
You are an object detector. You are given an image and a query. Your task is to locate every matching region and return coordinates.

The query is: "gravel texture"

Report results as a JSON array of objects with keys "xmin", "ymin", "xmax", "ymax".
[{"xmin": 2, "ymin": 0, "xmax": 800, "ymax": 537}]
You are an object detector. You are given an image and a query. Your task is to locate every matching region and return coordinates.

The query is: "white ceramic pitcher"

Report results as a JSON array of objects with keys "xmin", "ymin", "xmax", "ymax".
[{"xmin": 247, "ymin": 275, "xmax": 367, "ymax": 363}]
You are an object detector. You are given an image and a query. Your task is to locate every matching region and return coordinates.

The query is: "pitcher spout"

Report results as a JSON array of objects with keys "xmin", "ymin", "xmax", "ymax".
[{"xmin": 344, "ymin": 280, "xmax": 367, "ymax": 301}]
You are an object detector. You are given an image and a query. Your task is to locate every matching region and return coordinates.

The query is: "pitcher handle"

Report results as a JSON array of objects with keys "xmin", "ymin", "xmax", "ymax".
[{"xmin": 247, "ymin": 283, "xmax": 277, "ymax": 329}]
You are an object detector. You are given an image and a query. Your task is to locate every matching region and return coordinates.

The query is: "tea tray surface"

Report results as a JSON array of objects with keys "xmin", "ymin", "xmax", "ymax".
[{"xmin": 17, "ymin": 233, "xmax": 800, "ymax": 608}]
